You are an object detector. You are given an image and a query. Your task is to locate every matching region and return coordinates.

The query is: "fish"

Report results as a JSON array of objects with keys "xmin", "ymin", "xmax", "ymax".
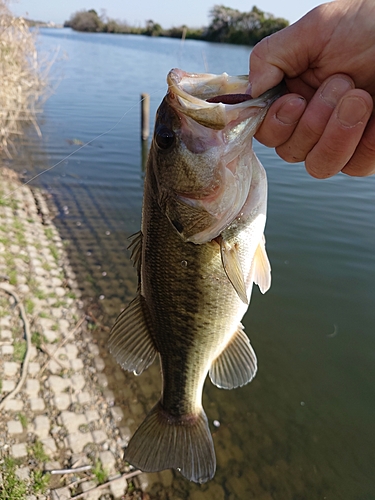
[{"xmin": 109, "ymin": 69, "xmax": 284, "ymax": 483}]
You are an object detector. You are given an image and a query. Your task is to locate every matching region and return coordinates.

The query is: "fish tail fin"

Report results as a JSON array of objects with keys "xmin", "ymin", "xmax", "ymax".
[{"xmin": 124, "ymin": 401, "xmax": 216, "ymax": 483}]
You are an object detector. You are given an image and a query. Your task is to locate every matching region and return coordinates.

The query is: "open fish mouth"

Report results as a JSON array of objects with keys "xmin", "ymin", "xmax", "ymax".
[{"xmin": 166, "ymin": 68, "xmax": 285, "ymax": 130}]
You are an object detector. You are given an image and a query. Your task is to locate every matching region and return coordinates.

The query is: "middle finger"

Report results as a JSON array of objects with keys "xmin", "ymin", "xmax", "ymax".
[{"xmin": 276, "ymin": 74, "xmax": 354, "ymax": 163}]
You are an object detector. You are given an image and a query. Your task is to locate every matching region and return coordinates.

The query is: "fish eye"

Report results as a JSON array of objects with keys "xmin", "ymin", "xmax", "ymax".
[{"xmin": 155, "ymin": 126, "xmax": 175, "ymax": 150}]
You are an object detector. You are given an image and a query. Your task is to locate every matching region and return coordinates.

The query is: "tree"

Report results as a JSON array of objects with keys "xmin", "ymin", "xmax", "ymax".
[
  {"xmin": 204, "ymin": 4, "xmax": 288, "ymax": 45},
  {"xmin": 144, "ymin": 20, "xmax": 163, "ymax": 37},
  {"xmin": 65, "ymin": 9, "xmax": 103, "ymax": 32}
]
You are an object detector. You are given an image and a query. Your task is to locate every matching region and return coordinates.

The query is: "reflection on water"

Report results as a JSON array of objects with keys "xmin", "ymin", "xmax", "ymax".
[{"xmin": 7, "ymin": 29, "xmax": 375, "ymax": 499}]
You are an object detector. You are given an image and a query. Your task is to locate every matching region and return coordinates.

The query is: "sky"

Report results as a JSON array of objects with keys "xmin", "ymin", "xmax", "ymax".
[{"xmin": 10, "ymin": 0, "xmax": 332, "ymax": 28}]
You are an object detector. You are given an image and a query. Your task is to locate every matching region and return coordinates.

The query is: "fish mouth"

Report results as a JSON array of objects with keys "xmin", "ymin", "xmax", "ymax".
[
  {"xmin": 162, "ymin": 69, "xmax": 286, "ymax": 244},
  {"xmin": 166, "ymin": 68, "xmax": 285, "ymax": 130}
]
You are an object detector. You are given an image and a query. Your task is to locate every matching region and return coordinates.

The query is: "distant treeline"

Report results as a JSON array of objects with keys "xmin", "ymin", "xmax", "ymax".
[{"xmin": 64, "ymin": 5, "xmax": 289, "ymax": 46}]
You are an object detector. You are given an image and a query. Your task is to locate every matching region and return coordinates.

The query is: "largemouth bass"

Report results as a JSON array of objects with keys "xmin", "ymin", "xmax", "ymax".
[{"xmin": 109, "ymin": 69, "xmax": 284, "ymax": 483}]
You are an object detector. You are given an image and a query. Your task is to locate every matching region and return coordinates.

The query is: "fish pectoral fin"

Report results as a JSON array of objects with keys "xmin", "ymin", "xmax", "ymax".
[
  {"xmin": 220, "ymin": 237, "xmax": 248, "ymax": 304},
  {"xmin": 127, "ymin": 230, "xmax": 143, "ymax": 273},
  {"xmin": 209, "ymin": 323, "xmax": 257, "ymax": 389},
  {"xmin": 124, "ymin": 401, "xmax": 216, "ymax": 483},
  {"xmin": 252, "ymin": 235, "xmax": 271, "ymax": 294},
  {"xmin": 108, "ymin": 292, "xmax": 157, "ymax": 375}
]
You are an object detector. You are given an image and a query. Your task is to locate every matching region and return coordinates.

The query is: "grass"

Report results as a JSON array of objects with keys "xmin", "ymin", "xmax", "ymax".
[
  {"xmin": 8, "ymin": 269, "xmax": 17, "ymax": 286},
  {"xmin": 17, "ymin": 412, "xmax": 28, "ymax": 429},
  {"xmin": 44, "ymin": 228, "xmax": 54, "ymax": 240},
  {"xmin": 25, "ymin": 298, "xmax": 35, "ymax": 315},
  {"xmin": 31, "ymin": 331, "xmax": 43, "ymax": 349},
  {"xmin": 0, "ymin": 457, "xmax": 27, "ymax": 500},
  {"xmin": 31, "ymin": 470, "xmax": 50, "ymax": 494},
  {"xmin": 13, "ymin": 341, "xmax": 26, "ymax": 362},
  {"xmin": 92, "ymin": 459, "xmax": 107, "ymax": 484},
  {"xmin": 28, "ymin": 441, "xmax": 49, "ymax": 462}
]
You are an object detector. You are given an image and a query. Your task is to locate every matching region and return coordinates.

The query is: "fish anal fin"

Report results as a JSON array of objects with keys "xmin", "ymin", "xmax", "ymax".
[
  {"xmin": 124, "ymin": 402, "xmax": 216, "ymax": 483},
  {"xmin": 109, "ymin": 292, "xmax": 157, "ymax": 375},
  {"xmin": 253, "ymin": 235, "xmax": 271, "ymax": 294},
  {"xmin": 220, "ymin": 237, "xmax": 248, "ymax": 304},
  {"xmin": 209, "ymin": 324, "xmax": 257, "ymax": 389}
]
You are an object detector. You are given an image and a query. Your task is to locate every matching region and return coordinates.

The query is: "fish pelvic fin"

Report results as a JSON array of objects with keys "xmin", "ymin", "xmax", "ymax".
[
  {"xmin": 252, "ymin": 235, "xmax": 271, "ymax": 294},
  {"xmin": 109, "ymin": 292, "xmax": 157, "ymax": 375},
  {"xmin": 124, "ymin": 402, "xmax": 216, "ymax": 483},
  {"xmin": 220, "ymin": 237, "xmax": 248, "ymax": 304},
  {"xmin": 209, "ymin": 323, "xmax": 257, "ymax": 389}
]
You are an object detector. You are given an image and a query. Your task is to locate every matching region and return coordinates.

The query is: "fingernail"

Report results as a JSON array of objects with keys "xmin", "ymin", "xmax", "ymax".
[
  {"xmin": 320, "ymin": 77, "xmax": 353, "ymax": 107},
  {"xmin": 276, "ymin": 96, "xmax": 306, "ymax": 125},
  {"xmin": 337, "ymin": 96, "xmax": 368, "ymax": 127}
]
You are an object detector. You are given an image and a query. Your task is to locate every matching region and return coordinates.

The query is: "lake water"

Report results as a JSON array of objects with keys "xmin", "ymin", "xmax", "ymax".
[{"xmin": 8, "ymin": 28, "xmax": 375, "ymax": 499}]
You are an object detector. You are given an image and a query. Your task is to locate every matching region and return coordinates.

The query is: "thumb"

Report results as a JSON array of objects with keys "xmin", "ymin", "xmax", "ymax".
[{"xmin": 249, "ymin": 11, "xmax": 320, "ymax": 97}]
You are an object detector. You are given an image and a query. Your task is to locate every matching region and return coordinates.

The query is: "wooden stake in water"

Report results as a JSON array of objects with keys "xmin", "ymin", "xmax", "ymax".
[{"xmin": 141, "ymin": 93, "xmax": 150, "ymax": 141}]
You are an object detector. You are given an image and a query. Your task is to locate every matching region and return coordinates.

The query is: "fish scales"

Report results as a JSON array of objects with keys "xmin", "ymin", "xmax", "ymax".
[{"xmin": 109, "ymin": 69, "xmax": 284, "ymax": 483}]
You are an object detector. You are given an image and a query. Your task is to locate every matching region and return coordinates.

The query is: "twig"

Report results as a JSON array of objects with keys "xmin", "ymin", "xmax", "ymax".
[
  {"xmin": 87, "ymin": 309, "xmax": 110, "ymax": 332},
  {"xmin": 39, "ymin": 316, "xmax": 85, "ymax": 376},
  {"xmin": 0, "ymin": 283, "xmax": 32, "ymax": 411},
  {"xmin": 48, "ymin": 465, "xmax": 92, "ymax": 475},
  {"xmin": 69, "ymin": 470, "xmax": 142, "ymax": 499}
]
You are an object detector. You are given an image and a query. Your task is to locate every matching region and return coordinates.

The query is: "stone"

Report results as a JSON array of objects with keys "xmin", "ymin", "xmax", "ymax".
[
  {"xmin": 64, "ymin": 344, "xmax": 78, "ymax": 359},
  {"xmin": 4, "ymin": 398, "xmax": 24, "ymax": 411},
  {"xmin": 77, "ymin": 391, "xmax": 91, "ymax": 404},
  {"xmin": 15, "ymin": 466, "xmax": 30, "ymax": 481},
  {"xmin": 109, "ymin": 475, "xmax": 128, "ymax": 499},
  {"xmin": 7, "ymin": 420, "xmax": 23, "ymax": 435},
  {"xmin": 11, "ymin": 443, "xmax": 28, "ymax": 458},
  {"xmin": 71, "ymin": 374, "xmax": 85, "ymax": 392},
  {"xmin": 3, "ymin": 361, "xmax": 20, "ymax": 377},
  {"xmin": 47, "ymin": 375, "xmax": 71, "ymax": 393},
  {"xmin": 55, "ymin": 287, "xmax": 66, "ymax": 297},
  {"xmin": 78, "ymin": 480, "xmax": 102, "ymax": 500},
  {"xmin": 0, "ymin": 329, "xmax": 12, "ymax": 340},
  {"xmin": 25, "ymin": 379, "xmax": 40, "ymax": 397},
  {"xmin": 28, "ymin": 362, "xmax": 41, "ymax": 376},
  {"xmin": 88, "ymin": 344, "xmax": 100, "ymax": 356},
  {"xmin": 51, "ymin": 487, "xmax": 71, "ymax": 500},
  {"xmin": 65, "ymin": 431, "xmax": 93, "ymax": 454},
  {"xmin": 70, "ymin": 359, "xmax": 84, "ymax": 372},
  {"xmin": 41, "ymin": 437, "xmax": 57, "ymax": 456},
  {"xmin": 99, "ymin": 450, "xmax": 116, "ymax": 476},
  {"xmin": 110, "ymin": 407, "xmax": 124, "ymax": 422},
  {"xmin": 85, "ymin": 409, "xmax": 100, "ymax": 423},
  {"xmin": 96, "ymin": 373, "xmax": 108, "ymax": 388},
  {"xmin": 33, "ymin": 415, "xmax": 50, "ymax": 439},
  {"xmin": 30, "ymin": 398, "xmax": 46, "ymax": 412},
  {"xmin": 92, "ymin": 430, "xmax": 107, "ymax": 444},
  {"xmin": 43, "ymin": 329, "xmax": 59, "ymax": 343},
  {"xmin": 1, "ymin": 379, "xmax": 16, "ymax": 393},
  {"xmin": 93, "ymin": 357, "xmax": 105, "ymax": 372},
  {"xmin": 103, "ymin": 389, "xmax": 115, "ymax": 405},
  {"xmin": 59, "ymin": 411, "xmax": 87, "ymax": 433},
  {"xmin": 1, "ymin": 344, "xmax": 14, "ymax": 355},
  {"xmin": 53, "ymin": 394, "xmax": 71, "ymax": 411}
]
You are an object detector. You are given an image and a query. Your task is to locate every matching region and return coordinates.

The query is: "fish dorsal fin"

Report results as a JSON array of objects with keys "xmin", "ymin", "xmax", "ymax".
[
  {"xmin": 109, "ymin": 292, "xmax": 157, "ymax": 375},
  {"xmin": 252, "ymin": 235, "xmax": 271, "ymax": 294},
  {"xmin": 127, "ymin": 231, "xmax": 143, "ymax": 273},
  {"xmin": 209, "ymin": 324, "xmax": 257, "ymax": 389},
  {"xmin": 220, "ymin": 237, "xmax": 248, "ymax": 304}
]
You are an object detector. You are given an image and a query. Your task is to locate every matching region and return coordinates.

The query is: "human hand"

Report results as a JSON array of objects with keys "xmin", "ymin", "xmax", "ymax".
[{"xmin": 250, "ymin": 0, "xmax": 375, "ymax": 178}]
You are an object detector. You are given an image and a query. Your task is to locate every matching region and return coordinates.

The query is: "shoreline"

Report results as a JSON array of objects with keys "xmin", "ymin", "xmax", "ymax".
[{"xmin": 0, "ymin": 167, "xmax": 144, "ymax": 499}]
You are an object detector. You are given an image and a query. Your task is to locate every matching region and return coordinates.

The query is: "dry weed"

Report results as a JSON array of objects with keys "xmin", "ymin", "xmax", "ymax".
[{"xmin": 0, "ymin": 0, "xmax": 50, "ymax": 157}]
